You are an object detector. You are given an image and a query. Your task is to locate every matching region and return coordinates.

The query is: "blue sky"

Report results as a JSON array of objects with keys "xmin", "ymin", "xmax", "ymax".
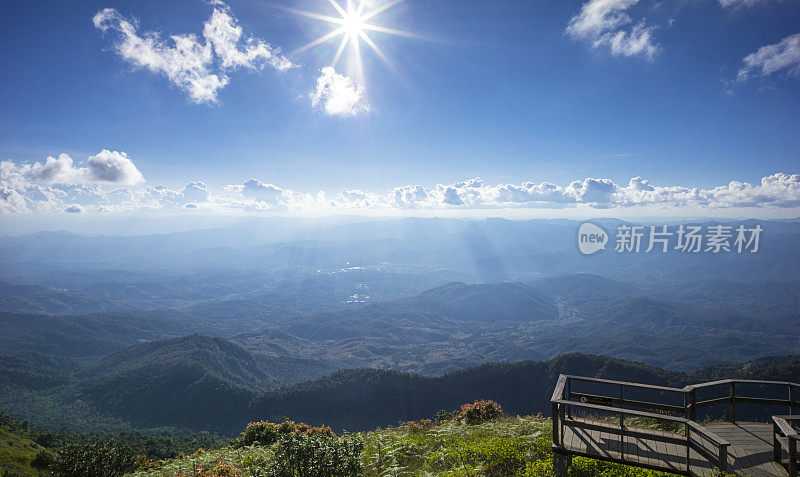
[{"xmin": 0, "ymin": 0, "xmax": 799, "ymax": 219}]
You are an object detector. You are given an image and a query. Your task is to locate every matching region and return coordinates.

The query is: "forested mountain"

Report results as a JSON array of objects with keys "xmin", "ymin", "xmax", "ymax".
[
  {"xmin": 0, "ymin": 311, "xmax": 194, "ymax": 358},
  {"xmin": 3, "ymin": 329, "xmax": 796, "ymax": 435},
  {"xmin": 80, "ymin": 335, "xmax": 338, "ymax": 429}
]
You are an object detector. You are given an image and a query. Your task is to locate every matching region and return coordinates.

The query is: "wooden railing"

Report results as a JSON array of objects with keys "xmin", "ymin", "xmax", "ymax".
[
  {"xmin": 773, "ymin": 415, "xmax": 799, "ymax": 477},
  {"xmin": 551, "ymin": 375, "xmax": 800, "ymax": 476},
  {"xmin": 686, "ymin": 379, "xmax": 800, "ymax": 423}
]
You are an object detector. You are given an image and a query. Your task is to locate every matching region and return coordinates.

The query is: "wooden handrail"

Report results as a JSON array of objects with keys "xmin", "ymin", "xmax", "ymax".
[
  {"xmin": 553, "ymin": 398, "xmax": 687, "ymax": 423},
  {"xmin": 773, "ymin": 416, "xmax": 799, "ymax": 477},
  {"xmin": 552, "ymin": 374, "xmax": 567, "ymax": 402},
  {"xmin": 688, "ymin": 379, "xmax": 800, "ymax": 390},
  {"xmin": 686, "ymin": 420, "xmax": 730, "ymax": 447},
  {"xmin": 564, "ymin": 374, "xmax": 686, "ymax": 393}
]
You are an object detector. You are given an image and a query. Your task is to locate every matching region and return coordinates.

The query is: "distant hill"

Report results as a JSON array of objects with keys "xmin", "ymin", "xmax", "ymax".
[
  {"xmin": 88, "ymin": 335, "xmax": 337, "ymax": 390},
  {"xmin": 407, "ymin": 282, "xmax": 559, "ymax": 322},
  {"xmin": 0, "ymin": 282, "xmax": 132, "ymax": 315},
  {"xmin": 691, "ymin": 354, "xmax": 800, "ymax": 382},
  {"xmin": 80, "ymin": 335, "xmax": 339, "ymax": 431},
  {"xmin": 531, "ymin": 273, "xmax": 640, "ymax": 306},
  {"xmin": 0, "ymin": 311, "xmax": 195, "ymax": 358},
  {"xmin": 284, "ymin": 281, "xmax": 558, "ymax": 342}
]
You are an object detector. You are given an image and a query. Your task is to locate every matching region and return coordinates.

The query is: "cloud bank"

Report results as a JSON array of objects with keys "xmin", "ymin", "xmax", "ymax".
[
  {"xmin": 93, "ymin": 3, "xmax": 293, "ymax": 103},
  {"xmin": 566, "ymin": 0, "xmax": 659, "ymax": 60},
  {"xmin": 2, "ymin": 152, "xmax": 799, "ymax": 214}
]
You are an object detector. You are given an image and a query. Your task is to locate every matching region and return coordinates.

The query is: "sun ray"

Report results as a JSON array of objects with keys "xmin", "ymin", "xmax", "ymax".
[
  {"xmin": 351, "ymin": 29, "xmax": 364, "ymax": 85},
  {"xmin": 292, "ymin": 27, "xmax": 346, "ymax": 55},
  {"xmin": 361, "ymin": 24, "xmax": 420, "ymax": 40},
  {"xmin": 332, "ymin": 32, "xmax": 350, "ymax": 66},
  {"xmin": 268, "ymin": 3, "xmax": 343, "ymax": 25},
  {"xmin": 358, "ymin": 30, "xmax": 394, "ymax": 72},
  {"xmin": 325, "ymin": 0, "xmax": 349, "ymax": 19},
  {"xmin": 360, "ymin": 0, "xmax": 404, "ymax": 23}
]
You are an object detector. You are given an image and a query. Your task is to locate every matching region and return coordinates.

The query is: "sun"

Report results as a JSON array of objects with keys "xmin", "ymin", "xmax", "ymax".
[
  {"xmin": 341, "ymin": 5, "xmax": 365, "ymax": 36},
  {"xmin": 277, "ymin": 0, "xmax": 416, "ymax": 85}
]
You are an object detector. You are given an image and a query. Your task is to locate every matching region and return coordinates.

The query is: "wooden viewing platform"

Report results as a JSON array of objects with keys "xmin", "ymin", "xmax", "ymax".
[{"xmin": 551, "ymin": 375, "xmax": 800, "ymax": 476}]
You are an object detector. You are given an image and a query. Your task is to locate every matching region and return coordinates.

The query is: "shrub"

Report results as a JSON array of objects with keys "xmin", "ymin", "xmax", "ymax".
[
  {"xmin": 30, "ymin": 450, "xmax": 55, "ymax": 471},
  {"xmin": 435, "ymin": 409, "xmax": 459, "ymax": 423},
  {"xmin": 175, "ymin": 458, "xmax": 242, "ymax": 477},
  {"xmin": 407, "ymin": 419, "xmax": 435, "ymax": 433},
  {"xmin": 458, "ymin": 400, "xmax": 504, "ymax": 425},
  {"xmin": 231, "ymin": 420, "xmax": 334, "ymax": 448},
  {"xmin": 51, "ymin": 439, "xmax": 134, "ymax": 477},
  {"xmin": 270, "ymin": 432, "xmax": 363, "ymax": 477}
]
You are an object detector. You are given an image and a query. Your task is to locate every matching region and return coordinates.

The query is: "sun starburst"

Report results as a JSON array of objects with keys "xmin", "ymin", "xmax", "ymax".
[{"xmin": 276, "ymin": 0, "xmax": 415, "ymax": 85}]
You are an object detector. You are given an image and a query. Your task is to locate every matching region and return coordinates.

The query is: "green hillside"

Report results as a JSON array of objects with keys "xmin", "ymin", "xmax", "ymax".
[{"xmin": 0, "ymin": 415, "xmax": 48, "ymax": 476}]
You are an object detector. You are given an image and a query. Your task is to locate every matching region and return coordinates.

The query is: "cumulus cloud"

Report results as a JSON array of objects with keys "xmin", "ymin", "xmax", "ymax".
[
  {"xmin": 222, "ymin": 178, "xmax": 318, "ymax": 211},
  {"xmin": 1, "ymin": 150, "xmax": 144, "ymax": 186},
  {"xmin": 737, "ymin": 33, "xmax": 800, "ymax": 81},
  {"xmin": 566, "ymin": 0, "xmax": 659, "ymax": 60},
  {"xmin": 182, "ymin": 181, "xmax": 210, "ymax": 203},
  {"xmin": 65, "ymin": 204, "xmax": 84, "ymax": 213},
  {"xmin": 93, "ymin": 2, "xmax": 292, "ymax": 103},
  {"xmin": 310, "ymin": 67, "xmax": 370, "ymax": 116}
]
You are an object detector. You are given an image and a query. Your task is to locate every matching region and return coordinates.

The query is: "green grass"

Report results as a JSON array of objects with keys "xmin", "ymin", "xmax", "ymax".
[
  {"xmin": 126, "ymin": 416, "xmax": 678, "ymax": 477},
  {"xmin": 0, "ymin": 424, "xmax": 48, "ymax": 477}
]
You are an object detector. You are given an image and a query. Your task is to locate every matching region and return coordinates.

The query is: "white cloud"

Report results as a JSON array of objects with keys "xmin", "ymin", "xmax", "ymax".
[
  {"xmin": 93, "ymin": 3, "xmax": 292, "ymax": 104},
  {"xmin": 0, "ymin": 150, "xmax": 144, "ymax": 186},
  {"xmin": 65, "ymin": 204, "xmax": 84, "ymax": 213},
  {"xmin": 737, "ymin": 33, "xmax": 800, "ymax": 81},
  {"xmin": 0, "ymin": 184, "xmax": 27, "ymax": 214},
  {"xmin": 3, "ymin": 157, "xmax": 800, "ymax": 214},
  {"xmin": 87, "ymin": 150, "xmax": 146, "ymax": 184},
  {"xmin": 310, "ymin": 67, "xmax": 370, "ymax": 116},
  {"xmin": 719, "ymin": 0, "xmax": 770, "ymax": 8},
  {"xmin": 595, "ymin": 21, "xmax": 659, "ymax": 59},
  {"xmin": 182, "ymin": 181, "xmax": 210, "ymax": 203},
  {"xmin": 566, "ymin": 0, "xmax": 659, "ymax": 59}
]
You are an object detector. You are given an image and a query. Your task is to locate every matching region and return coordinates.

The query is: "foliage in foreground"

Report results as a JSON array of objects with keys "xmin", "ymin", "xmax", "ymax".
[{"xmin": 127, "ymin": 411, "xmax": 677, "ymax": 477}]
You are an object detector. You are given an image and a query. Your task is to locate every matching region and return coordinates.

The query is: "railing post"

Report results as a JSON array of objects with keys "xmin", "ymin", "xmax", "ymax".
[
  {"xmin": 775, "ymin": 422, "xmax": 783, "ymax": 463},
  {"xmin": 729, "ymin": 381, "xmax": 736, "ymax": 424},
  {"xmin": 567, "ymin": 379, "xmax": 572, "ymax": 419},
  {"xmin": 790, "ymin": 436, "xmax": 797, "ymax": 477},
  {"xmin": 685, "ymin": 423, "xmax": 691, "ymax": 474},
  {"xmin": 619, "ymin": 384, "xmax": 625, "ymax": 458},
  {"xmin": 689, "ymin": 388, "xmax": 696, "ymax": 422},
  {"xmin": 552, "ymin": 402, "xmax": 560, "ymax": 447},
  {"xmin": 790, "ymin": 384, "xmax": 794, "ymax": 416},
  {"xmin": 719, "ymin": 443, "xmax": 729, "ymax": 473},
  {"xmin": 553, "ymin": 448, "xmax": 571, "ymax": 477}
]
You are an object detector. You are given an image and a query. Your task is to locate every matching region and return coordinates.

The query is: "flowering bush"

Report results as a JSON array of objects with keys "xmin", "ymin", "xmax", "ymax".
[
  {"xmin": 458, "ymin": 400, "xmax": 504, "ymax": 425},
  {"xmin": 175, "ymin": 458, "xmax": 241, "ymax": 477},
  {"xmin": 406, "ymin": 419, "xmax": 435, "ymax": 433},
  {"xmin": 231, "ymin": 420, "xmax": 334, "ymax": 448}
]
